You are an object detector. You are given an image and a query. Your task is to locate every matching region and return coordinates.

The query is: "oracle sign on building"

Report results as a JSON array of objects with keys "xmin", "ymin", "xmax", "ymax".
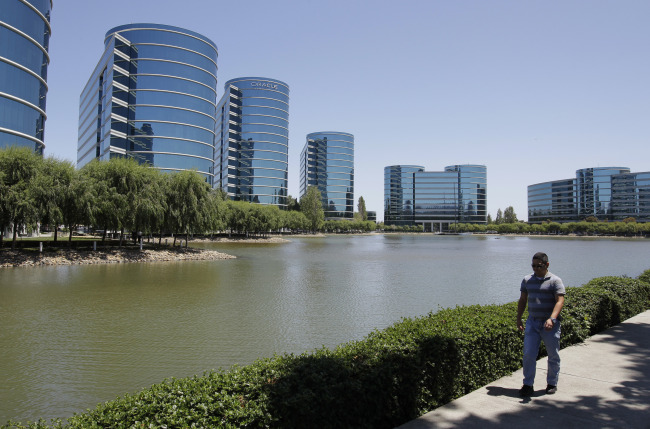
[{"xmin": 251, "ymin": 81, "xmax": 278, "ymax": 90}]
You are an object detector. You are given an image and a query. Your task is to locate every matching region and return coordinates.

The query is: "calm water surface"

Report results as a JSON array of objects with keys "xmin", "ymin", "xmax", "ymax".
[{"xmin": 1, "ymin": 234, "xmax": 649, "ymax": 422}]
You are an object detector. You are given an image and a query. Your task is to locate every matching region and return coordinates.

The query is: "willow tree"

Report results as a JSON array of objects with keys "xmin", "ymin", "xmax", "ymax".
[
  {"xmin": 167, "ymin": 170, "xmax": 211, "ymax": 246},
  {"xmin": 32, "ymin": 157, "xmax": 75, "ymax": 242},
  {"xmin": 61, "ymin": 168, "xmax": 94, "ymax": 244},
  {"xmin": 130, "ymin": 165, "xmax": 166, "ymax": 242},
  {"xmin": 0, "ymin": 146, "xmax": 42, "ymax": 248},
  {"xmin": 81, "ymin": 159, "xmax": 126, "ymax": 242}
]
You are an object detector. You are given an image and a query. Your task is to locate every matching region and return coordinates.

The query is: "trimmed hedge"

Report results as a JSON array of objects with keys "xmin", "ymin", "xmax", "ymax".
[{"xmin": 4, "ymin": 271, "xmax": 650, "ymax": 429}]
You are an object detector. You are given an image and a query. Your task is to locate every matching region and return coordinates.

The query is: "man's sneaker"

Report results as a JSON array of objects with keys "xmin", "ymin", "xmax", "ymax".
[
  {"xmin": 519, "ymin": 384, "xmax": 534, "ymax": 397},
  {"xmin": 545, "ymin": 385, "xmax": 557, "ymax": 394}
]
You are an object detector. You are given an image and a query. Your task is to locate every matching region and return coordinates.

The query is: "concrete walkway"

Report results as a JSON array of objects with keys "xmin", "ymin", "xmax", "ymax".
[{"xmin": 397, "ymin": 310, "xmax": 650, "ymax": 429}]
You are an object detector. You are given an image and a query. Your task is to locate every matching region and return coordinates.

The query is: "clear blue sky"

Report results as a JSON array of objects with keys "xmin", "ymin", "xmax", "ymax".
[{"xmin": 44, "ymin": 0, "xmax": 650, "ymax": 221}]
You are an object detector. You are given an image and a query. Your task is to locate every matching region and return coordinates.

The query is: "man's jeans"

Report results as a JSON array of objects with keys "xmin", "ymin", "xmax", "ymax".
[{"xmin": 523, "ymin": 317, "xmax": 561, "ymax": 386}]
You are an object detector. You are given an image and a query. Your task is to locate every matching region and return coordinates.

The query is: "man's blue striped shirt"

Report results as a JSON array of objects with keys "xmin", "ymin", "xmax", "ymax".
[{"xmin": 520, "ymin": 271, "xmax": 565, "ymax": 319}]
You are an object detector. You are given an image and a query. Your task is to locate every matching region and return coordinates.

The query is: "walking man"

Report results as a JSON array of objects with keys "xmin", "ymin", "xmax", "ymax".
[{"xmin": 516, "ymin": 252, "xmax": 565, "ymax": 397}]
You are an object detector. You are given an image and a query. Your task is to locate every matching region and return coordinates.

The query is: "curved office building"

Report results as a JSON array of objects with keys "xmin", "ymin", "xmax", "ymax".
[
  {"xmin": 0, "ymin": 0, "xmax": 52, "ymax": 154},
  {"xmin": 577, "ymin": 167, "xmax": 630, "ymax": 219},
  {"xmin": 384, "ymin": 165, "xmax": 424, "ymax": 226},
  {"xmin": 528, "ymin": 179, "xmax": 577, "ymax": 223},
  {"xmin": 527, "ymin": 166, "xmax": 650, "ymax": 223},
  {"xmin": 78, "ymin": 23, "xmax": 218, "ymax": 184},
  {"xmin": 215, "ymin": 77, "xmax": 289, "ymax": 207},
  {"xmin": 300, "ymin": 132, "xmax": 354, "ymax": 219},
  {"xmin": 611, "ymin": 171, "xmax": 650, "ymax": 222}
]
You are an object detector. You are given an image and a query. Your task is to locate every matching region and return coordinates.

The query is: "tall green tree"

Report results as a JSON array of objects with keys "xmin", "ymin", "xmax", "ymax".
[
  {"xmin": 0, "ymin": 146, "xmax": 42, "ymax": 247},
  {"xmin": 300, "ymin": 186, "xmax": 325, "ymax": 233},
  {"xmin": 81, "ymin": 159, "xmax": 127, "ymax": 242},
  {"xmin": 287, "ymin": 210, "xmax": 308, "ymax": 231},
  {"xmin": 286, "ymin": 194, "xmax": 300, "ymax": 211},
  {"xmin": 225, "ymin": 200, "xmax": 251, "ymax": 235},
  {"xmin": 203, "ymin": 189, "xmax": 226, "ymax": 235},
  {"xmin": 168, "ymin": 170, "xmax": 211, "ymax": 245},
  {"xmin": 357, "ymin": 196, "xmax": 367, "ymax": 221},
  {"xmin": 61, "ymin": 168, "xmax": 94, "ymax": 243},
  {"xmin": 503, "ymin": 206, "xmax": 518, "ymax": 223},
  {"xmin": 32, "ymin": 157, "xmax": 75, "ymax": 242},
  {"xmin": 495, "ymin": 208, "xmax": 503, "ymax": 225},
  {"xmin": 130, "ymin": 166, "xmax": 166, "ymax": 242}
]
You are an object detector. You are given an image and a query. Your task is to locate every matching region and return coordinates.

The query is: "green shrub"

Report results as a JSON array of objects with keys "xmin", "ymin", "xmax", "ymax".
[
  {"xmin": 637, "ymin": 268, "xmax": 650, "ymax": 285},
  {"xmin": 4, "ymin": 273, "xmax": 649, "ymax": 429}
]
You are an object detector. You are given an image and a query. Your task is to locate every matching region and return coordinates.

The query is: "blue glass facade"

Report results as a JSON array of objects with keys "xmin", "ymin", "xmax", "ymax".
[
  {"xmin": 385, "ymin": 164, "xmax": 487, "ymax": 230},
  {"xmin": 413, "ymin": 170, "xmax": 458, "ymax": 226},
  {"xmin": 214, "ymin": 77, "xmax": 289, "ymax": 207},
  {"xmin": 527, "ymin": 179, "xmax": 577, "ymax": 223},
  {"xmin": 0, "ymin": 0, "xmax": 52, "ymax": 154},
  {"xmin": 577, "ymin": 167, "xmax": 630, "ymax": 219},
  {"xmin": 77, "ymin": 23, "xmax": 218, "ymax": 183},
  {"xmin": 384, "ymin": 165, "xmax": 424, "ymax": 226},
  {"xmin": 527, "ymin": 167, "xmax": 641, "ymax": 223},
  {"xmin": 611, "ymin": 172, "xmax": 650, "ymax": 222},
  {"xmin": 300, "ymin": 132, "xmax": 354, "ymax": 219}
]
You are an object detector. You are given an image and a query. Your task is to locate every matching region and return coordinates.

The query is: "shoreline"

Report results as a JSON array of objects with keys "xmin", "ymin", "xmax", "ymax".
[
  {"xmin": 0, "ymin": 234, "xmax": 320, "ymax": 268},
  {"xmin": 0, "ymin": 247, "xmax": 235, "ymax": 268},
  {"xmin": 189, "ymin": 235, "xmax": 295, "ymax": 243}
]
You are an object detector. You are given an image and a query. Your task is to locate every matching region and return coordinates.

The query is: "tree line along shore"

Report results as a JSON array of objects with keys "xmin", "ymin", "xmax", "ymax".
[{"xmin": 0, "ymin": 147, "xmax": 374, "ymax": 251}]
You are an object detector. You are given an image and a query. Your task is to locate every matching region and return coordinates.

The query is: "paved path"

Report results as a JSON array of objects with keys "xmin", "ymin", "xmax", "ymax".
[{"xmin": 397, "ymin": 310, "xmax": 650, "ymax": 429}]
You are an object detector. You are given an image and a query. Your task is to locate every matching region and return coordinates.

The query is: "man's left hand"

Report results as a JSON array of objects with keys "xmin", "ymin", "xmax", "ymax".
[{"xmin": 544, "ymin": 319, "xmax": 554, "ymax": 331}]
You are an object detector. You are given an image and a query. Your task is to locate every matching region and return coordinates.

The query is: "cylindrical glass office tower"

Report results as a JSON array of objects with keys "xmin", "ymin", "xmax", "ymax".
[
  {"xmin": 0, "ymin": 0, "xmax": 52, "ymax": 154},
  {"xmin": 301, "ymin": 132, "xmax": 354, "ymax": 219},
  {"xmin": 215, "ymin": 77, "xmax": 289, "ymax": 207},
  {"xmin": 78, "ymin": 23, "xmax": 218, "ymax": 183},
  {"xmin": 576, "ymin": 167, "xmax": 630, "ymax": 220}
]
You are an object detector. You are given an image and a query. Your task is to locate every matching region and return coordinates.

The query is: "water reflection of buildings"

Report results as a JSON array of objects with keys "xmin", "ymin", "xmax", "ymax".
[
  {"xmin": 384, "ymin": 164, "xmax": 487, "ymax": 231},
  {"xmin": 528, "ymin": 167, "xmax": 650, "ymax": 223},
  {"xmin": 300, "ymin": 132, "xmax": 354, "ymax": 219}
]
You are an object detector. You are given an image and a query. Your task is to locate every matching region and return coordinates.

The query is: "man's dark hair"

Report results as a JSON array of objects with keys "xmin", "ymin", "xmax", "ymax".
[{"xmin": 533, "ymin": 252, "xmax": 549, "ymax": 263}]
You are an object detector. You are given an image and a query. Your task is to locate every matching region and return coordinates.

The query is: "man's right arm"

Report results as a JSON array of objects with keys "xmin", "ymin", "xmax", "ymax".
[{"xmin": 516, "ymin": 291, "xmax": 527, "ymax": 331}]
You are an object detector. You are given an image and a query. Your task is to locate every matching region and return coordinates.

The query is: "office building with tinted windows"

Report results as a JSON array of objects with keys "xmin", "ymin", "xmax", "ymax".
[
  {"xmin": 384, "ymin": 165, "xmax": 424, "ymax": 226},
  {"xmin": 527, "ymin": 179, "xmax": 577, "ymax": 223},
  {"xmin": 214, "ymin": 77, "xmax": 289, "ymax": 207},
  {"xmin": 527, "ymin": 167, "xmax": 650, "ymax": 223},
  {"xmin": 300, "ymin": 132, "xmax": 354, "ymax": 219},
  {"xmin": 77, "ymin": 23, "xmax": 218, "ymax": 184},
  {"xmin": 1, "ymin": 0, "xmax": 52, "ymax": 154},
  {"xmin": 384, "ymin": 164, "xmax": 487, "ymax": 231},
  {"xmin": 611, "ymin": 172, "xmax": 650, "ymax": 222},
  {"xmin": 576, "ymin": 167, "xmax": 629, "ymax": 219}
]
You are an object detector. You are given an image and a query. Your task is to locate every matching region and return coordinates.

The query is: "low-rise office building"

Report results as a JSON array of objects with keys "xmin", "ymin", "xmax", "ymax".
[
  {"xmin": 528, "ymin": 167, "xmax": 650, "ymax": 223},
  {"xmin": 384, "ymin": 164, "xmax": 487, "ymax": 231},
  {"xmin": 611, "ymin": 172, "xmax": 650, "ymax": 222}
]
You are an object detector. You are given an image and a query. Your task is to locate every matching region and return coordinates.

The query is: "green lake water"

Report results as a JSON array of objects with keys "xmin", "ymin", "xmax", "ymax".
[{"xmin": 1, "ymin": 234, "xmax": 649, "ymax": 422}]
